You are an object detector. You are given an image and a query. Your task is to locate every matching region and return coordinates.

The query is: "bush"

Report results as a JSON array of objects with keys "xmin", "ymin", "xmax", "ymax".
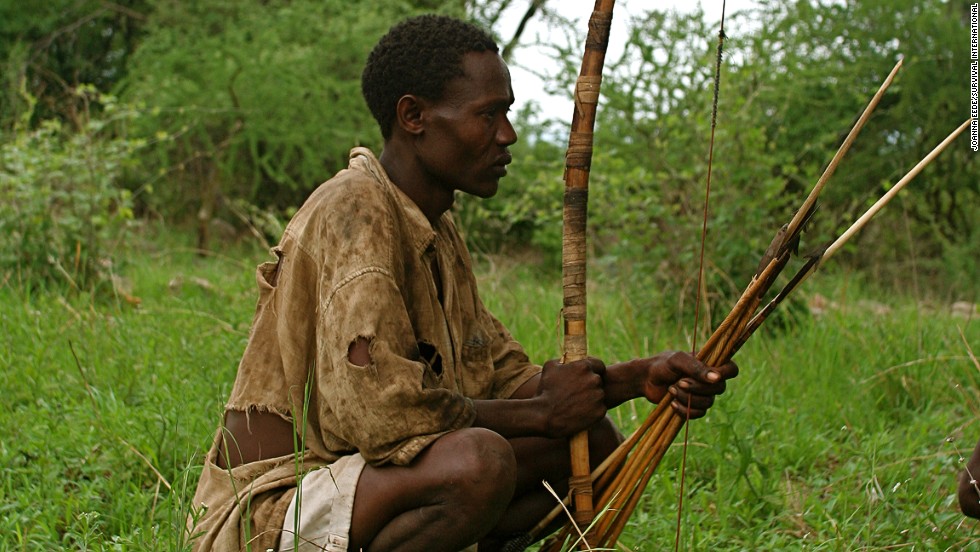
[
  {"xmin": 118, "ymin": 0, "xmax": 461, "ymax": 226},
  {"xmin": 0, "ymin": 87, "xmax": 142, "ymax": 291}
]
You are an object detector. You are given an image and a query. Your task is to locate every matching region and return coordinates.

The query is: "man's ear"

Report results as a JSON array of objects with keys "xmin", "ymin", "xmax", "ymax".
[{"xmin": 394, "ymin": 94, "xmax": 425, "ymax": 136}]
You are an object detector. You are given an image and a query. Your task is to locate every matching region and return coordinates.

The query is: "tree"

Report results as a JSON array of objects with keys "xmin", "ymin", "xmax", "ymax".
[
  {"xmin": 0, "ymin": 0, "xmax": 149, "ymax": 130},
  {"xmin": 117, "ymin": 0, "xmax": 468, "ymax": 248},
  {"xmin": 732, "ymin": 0, "xmax": 977, "ymax": 294},
  {"xmin": 516, "ymin": 0, "xmax": 977, "ymax": 304}
]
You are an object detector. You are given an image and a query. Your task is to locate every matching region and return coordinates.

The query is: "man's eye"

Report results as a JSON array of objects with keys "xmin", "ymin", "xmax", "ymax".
[{"xmin": 484, "ymin": 106, "xmax": 511, "ymax": 120}]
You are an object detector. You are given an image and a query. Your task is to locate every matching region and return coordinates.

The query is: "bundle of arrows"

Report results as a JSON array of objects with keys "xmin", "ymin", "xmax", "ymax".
[{"xmin": 533, "ymin": 1, "xmax": 974, "ymax": 549}]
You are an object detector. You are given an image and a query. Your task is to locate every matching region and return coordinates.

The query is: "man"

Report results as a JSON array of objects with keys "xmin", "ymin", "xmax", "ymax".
[
  {"xmin": 188, "ymin": 14, "xmax": 738, "ymax": 552},
  {"xmin": 959, "ymin": 439, "xmax": 980, "ymax": 519}
]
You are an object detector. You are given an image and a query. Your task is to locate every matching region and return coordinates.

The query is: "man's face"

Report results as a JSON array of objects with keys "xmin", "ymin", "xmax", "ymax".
[{"xmin": 415, "ymin": 51, "xmax": 518, "ymax": 199}]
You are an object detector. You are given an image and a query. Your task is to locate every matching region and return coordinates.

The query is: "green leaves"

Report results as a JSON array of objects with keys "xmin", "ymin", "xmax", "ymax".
[
  {"xmin": 118, "ymin": 0, "xmax": 464, "ymax": 218},
  {"xmin": 478, "ymin": 0, "xmax": 978, "ymax": 311},
  {"xmin": 2, "ymin": 0, "xmax": 974, "ymax": 299},
  {"xmin": 0, "ymin": 90, "xmax": 141, "ymax": 291}
]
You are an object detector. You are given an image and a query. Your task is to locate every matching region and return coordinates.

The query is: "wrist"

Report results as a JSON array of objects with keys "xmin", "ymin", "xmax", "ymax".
[
  {"xmin": 525, "ymin": 394, "xmax": 552, "ymax": 435},
  {"xmin": 604, "ymin": 359, "xmax": 645, "ymax": 408}
]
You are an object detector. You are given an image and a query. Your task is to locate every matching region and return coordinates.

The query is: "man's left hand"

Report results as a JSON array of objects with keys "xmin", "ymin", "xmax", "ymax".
[{"xmin": 635, "ymin": 351, "xmax": 738, "ymax": 419}]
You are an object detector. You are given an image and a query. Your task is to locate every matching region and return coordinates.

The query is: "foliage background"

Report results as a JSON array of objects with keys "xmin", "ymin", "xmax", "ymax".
[{"xmin": 1, "ymin": 0, "xmax": 976, "ymax": 301}]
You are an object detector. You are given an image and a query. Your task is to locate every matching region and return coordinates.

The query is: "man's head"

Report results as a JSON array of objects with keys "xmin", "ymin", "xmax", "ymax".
[{"xmin": 362, "ymin": 15, "xmax": 500, "ymax": 140}]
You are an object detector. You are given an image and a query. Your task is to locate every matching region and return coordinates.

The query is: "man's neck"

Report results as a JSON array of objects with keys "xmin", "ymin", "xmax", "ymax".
[{"xmin": 379, "ymin": 144, "xmax": 453, "ymax": 224}]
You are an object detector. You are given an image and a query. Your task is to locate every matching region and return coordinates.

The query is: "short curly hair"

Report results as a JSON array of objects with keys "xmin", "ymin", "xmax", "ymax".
[{"xmin": 362, "ymin": 15, "xmax": 499, "ymax": 140}]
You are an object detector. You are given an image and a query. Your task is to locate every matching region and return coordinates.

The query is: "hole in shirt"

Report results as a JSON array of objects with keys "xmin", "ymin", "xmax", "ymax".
[
  {"xmin": 348, "ymin": 336, "xmax": 372, "ymax": 366},
  {"xmin": 418, "ymin": 341, "xmax": 443, "ymax": 376}
]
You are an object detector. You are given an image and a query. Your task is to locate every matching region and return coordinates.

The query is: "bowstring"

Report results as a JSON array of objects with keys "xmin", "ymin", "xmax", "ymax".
[{"xmin": 676, "ymin": 2, "xmax": 727, "ymax": 550}]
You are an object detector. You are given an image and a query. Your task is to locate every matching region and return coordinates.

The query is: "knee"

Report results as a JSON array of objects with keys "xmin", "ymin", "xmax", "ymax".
[
  {"xmin": 436, "ymin": 428, "xmax": 517, "ymax": 507},
  {"xmin": 588, "ymin": 416, "xmax": 625, "ymax": 467}
]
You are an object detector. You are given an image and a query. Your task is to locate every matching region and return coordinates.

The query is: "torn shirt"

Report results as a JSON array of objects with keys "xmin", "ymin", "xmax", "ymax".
[{"xmin": 189, "ymin": 147, "xmax": 540, "ymax": 550}]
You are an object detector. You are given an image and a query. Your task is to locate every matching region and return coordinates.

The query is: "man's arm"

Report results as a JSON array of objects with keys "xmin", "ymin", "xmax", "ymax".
[
  {"xmin": 472, "ymin": 358, "xmax": 607, "ymax": 439},
  {"xmin": 471, "ymin": 351, "xmax": 738, "ymax": 441}
]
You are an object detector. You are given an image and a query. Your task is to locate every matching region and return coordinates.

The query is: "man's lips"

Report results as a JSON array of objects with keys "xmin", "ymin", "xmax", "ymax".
[{"xmin": 492, "ymin": 153, "xmax": 513, "ymax": 175}]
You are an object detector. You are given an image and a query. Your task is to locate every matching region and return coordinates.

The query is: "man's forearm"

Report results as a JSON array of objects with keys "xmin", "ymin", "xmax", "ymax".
[
  {"xmin": 471, "ymin": 396, "xmax": 548, "ymax": 438},
  {"xmin": 602, "ymin": 359, "xmax": 646, "ymax": 409},
  {"xmin": 471, "ymin": 366, "xmax": 608, "ymax": 439}
]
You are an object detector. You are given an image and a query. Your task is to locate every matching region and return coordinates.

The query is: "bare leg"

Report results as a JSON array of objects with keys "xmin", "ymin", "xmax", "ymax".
[
  {"xmin": 480, "ymin": 416, "xmax": 624, "ymax": 550},
  {"xmin": 348, "ymin": 427, "xmax": 518, "ymax": 552}
]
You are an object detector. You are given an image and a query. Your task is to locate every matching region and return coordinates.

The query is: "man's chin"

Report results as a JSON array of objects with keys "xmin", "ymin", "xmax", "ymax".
[{"xmin": 470, "ymin": 181, "xmax": 500, "ymax": 199}]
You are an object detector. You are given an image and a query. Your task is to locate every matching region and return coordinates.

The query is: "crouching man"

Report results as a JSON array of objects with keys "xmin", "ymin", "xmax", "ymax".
[{"xmin": 188, "ymin": 14, "xmax": 737, "ymax": 552}]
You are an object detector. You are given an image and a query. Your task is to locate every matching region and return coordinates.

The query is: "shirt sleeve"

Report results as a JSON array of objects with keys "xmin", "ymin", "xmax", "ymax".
[
  {"xmin": 318, "ymin": 269, "xmax": 476, "ymax": 466},
  {"xmin": 485, "ymin": 308, "xmax": 542, "ymax": 400}
]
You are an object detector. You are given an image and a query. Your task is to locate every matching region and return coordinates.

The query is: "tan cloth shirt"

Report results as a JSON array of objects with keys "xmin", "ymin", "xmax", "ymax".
[{"xmin": 188, "ymin": 148, "xmax": 541, "ymax": 551}]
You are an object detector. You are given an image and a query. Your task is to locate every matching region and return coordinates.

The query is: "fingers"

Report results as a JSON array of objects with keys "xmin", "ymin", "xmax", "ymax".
[
  {"xmin": 564, "ymin": 357, "xmax": 606, "ymax": 404},
  {"xmin": 538, "ymin": 357, "xmax": 608, "ymax": 437},
  {"xmin": 712, "ymin": 359, "xmax": 739, "ymax": 381},
  {"xmin": 676, "ymin": 372, "xmax": 728, "ymax": 395},
  {"xmin": 586, "ymin": 356, "xmax": 607, "ymax": 377},
  {"xmin": 670, "ymin": 399, "xmax": 711, "ymax": 419},
  {"xmin": 542, "ymin": 357, "xmax": 606, "ymax": 377},
  {"xmin": 668, "ymin": 352, "xmax": 737, "ymax": 383},
  {"xmin": 668, "ymin": 382, "xmax": 717, "ymax": 419},
  {"xmin": 664, "ymin": 355, "xmax": 738, "ymax": 419}
]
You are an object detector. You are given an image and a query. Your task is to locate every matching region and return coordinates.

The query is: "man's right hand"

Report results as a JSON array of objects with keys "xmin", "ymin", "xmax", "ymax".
[
  {"xmin": 533, "ymin": 357, "xmax": 608, "ymax": 438},
  {"xmin": 472, "ymin": 357, "xmax": 607, "ymax": 440}
]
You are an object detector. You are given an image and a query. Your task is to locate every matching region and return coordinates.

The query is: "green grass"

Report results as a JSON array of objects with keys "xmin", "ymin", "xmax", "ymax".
[{"xmin": 1, "ymin": 230, "xmax": 978, "ymax": 550}]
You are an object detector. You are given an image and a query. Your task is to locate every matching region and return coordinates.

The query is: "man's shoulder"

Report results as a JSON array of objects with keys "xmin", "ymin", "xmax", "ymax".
[
  {"xmin": 283, "ymin": 163, "xmax": 395, "ymax": 239},
  {"xmin": 280, "ymin": 161, "xmax": 401, "ymax": 259},
  {"xmin": 306, "ymin": 164, "xmax": 389, "ymax": 211}
]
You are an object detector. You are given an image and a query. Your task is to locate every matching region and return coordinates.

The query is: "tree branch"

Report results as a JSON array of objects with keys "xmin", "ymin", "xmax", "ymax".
[{"xmin": 501, "ymin": 0, "xmax": 547, "ymax": 62}]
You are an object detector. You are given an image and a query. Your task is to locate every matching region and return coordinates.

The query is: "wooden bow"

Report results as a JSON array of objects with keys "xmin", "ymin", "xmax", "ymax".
[{"xmin": 560, "ymin": 0, "xmax": 616, "ymax": 537}]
